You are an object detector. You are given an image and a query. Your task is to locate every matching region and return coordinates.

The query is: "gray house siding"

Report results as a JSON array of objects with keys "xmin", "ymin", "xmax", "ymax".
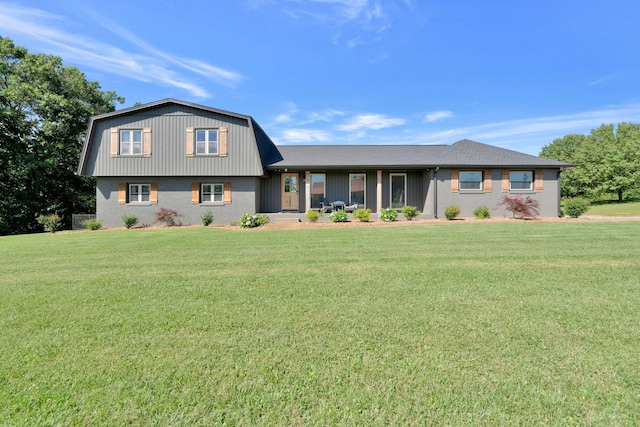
[
  {"xmin": 83, "ymin": 104, "xmax": 265, "ymax": 177},
  {"xmin": 96, "ymin": 177, "xmax": 259, "ymax": 227},
  {"xmin": 435, "ymin": 169, "xmax": 561, "ymax": 218}
]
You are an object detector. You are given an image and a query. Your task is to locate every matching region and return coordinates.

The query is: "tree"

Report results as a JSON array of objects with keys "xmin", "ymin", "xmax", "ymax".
[
  {"xmin": 540, "ymin": 134, "xmax": 588, "ymax": 198},
  {"xmin": 540, "ymin": 123, "xmax": 640, "ymax": 201},
  {"xmin": 0, "ymin": 37, "xmax": 123, "ymax": 234}
]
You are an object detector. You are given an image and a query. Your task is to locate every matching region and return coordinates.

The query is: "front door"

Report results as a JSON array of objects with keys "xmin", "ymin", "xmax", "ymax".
[{"xmin": 281, "ymin": 173, "xmax": 299, "ymax": 211}]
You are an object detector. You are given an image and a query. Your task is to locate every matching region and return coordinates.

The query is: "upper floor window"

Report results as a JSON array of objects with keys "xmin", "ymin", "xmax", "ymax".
[
  {"xmin": 459, "ymin": 171, "xmax": 483, "ymax": 190},
  {"xmin": 510, "ymin": 171, "xmax": 533, "ymax": 190},
  {"xmin": 196, "ymin": 129, "xmax": 218, "ymax": 155},
  {"xmin": 120, "ymin": 130, "xmax": 142, "ymax": 155}
]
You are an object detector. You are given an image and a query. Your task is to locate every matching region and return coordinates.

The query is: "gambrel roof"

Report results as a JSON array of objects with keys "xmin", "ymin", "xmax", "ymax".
[
  {"xmin": 78, "ymin": 98, "xmax": 282, "ymax": 176},
  {"xmin": 269, "ymin": 139, "xmax": 571, "ymax": 170}
]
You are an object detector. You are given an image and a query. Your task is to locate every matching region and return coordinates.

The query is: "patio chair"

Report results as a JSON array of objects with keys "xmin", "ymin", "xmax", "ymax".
[
  {"xmin": 344, "ymin": 201, "xmax": 358, "ymax": 213},
  {"xmin": 319, "ymin": 198, "xmax": 333, "ymax": 213}
]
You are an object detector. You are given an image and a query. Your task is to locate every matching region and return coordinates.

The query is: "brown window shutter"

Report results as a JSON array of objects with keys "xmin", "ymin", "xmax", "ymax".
[
  {"xmin": 192, "ymin": 182, "xmax": 200, "ymax": 204},
  {"xmin": 223, "ymin": 182, "xmax": 232, "ymax": 204},
  {"xmin": 118, "ymin": 183, "xmax": 127, "ymax": 204},
  {"xmin": 484, "ymin": 169, "xmax": 492, "ymax": 192},
  {"xmin": 219, "ymin": 127, "xmax": 228, "ymax": 157},
  {"xmin": 150, "ymin": 183, "xmax": 158, "ymax": 205},
  {"xmin": 186, "ymin": 127, "xmax": 194, "ymax": 157},
  {"xmin": 535, "ymin": 170, "xmax": 544, "ymax": 192},
  {"xmin": 110, "ymin": 128, "xmax": 119, "ymax": 157},
  {"xmin": 143, "ymin": 127, "xmax": 151, "ymax": 157},
  {"xmin": 450, "ymin": 170, "xmax": 459, "ymax": 192},
  {"xmin": 502, "ymin": 170, "xmax": 510, "ymax": 192}
]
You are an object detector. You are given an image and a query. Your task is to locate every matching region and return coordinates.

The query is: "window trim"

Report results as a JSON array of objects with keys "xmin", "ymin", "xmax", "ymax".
[
  {"xmin": 128, "ymin": 183, "xmax": 151, "ymax": 204},
  {"xmin": 195, "ymin": 129, "xmax": 219, "ymax": 156},
  {"xmin": 201, "ymin": 183, "xmax": 224, "ymax": 204},
  {"xmin": 509, "ymin": 170, "xmax": 534, "ymax": 191},
  {"xmin": 389, "ymin": 173, "xmax": 407, "ymax": 209},
  {"xmin": 459, "ymin": 170, "xmax": 484, "ymax": 191},
  {"xmin": 120, "ymin": 129, "xmax": 143, "ymax": 156},
  {"xmin": 309, "ymin": 173, "xmax": 326, "ymax": 209},
  {"xmin": 349, "ymin": 173, "xmax": 366, "ymax": 208}
]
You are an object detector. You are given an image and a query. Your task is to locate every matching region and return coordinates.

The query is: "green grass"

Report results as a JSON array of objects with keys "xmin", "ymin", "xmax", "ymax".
[
  {"xmin": 1, "ymin": 223, "xmax": 639, "ymax": 425},
  {"xmin": 586, "ymin": 200, "xmax": 640, "ymax": 216}
]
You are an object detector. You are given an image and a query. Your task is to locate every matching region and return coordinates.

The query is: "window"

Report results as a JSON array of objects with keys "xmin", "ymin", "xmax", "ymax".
[
  {"xmin": 196, "ymin": 129, "xmax": 218, "ymax": 155},
  {"xmin": 349, "ymin": 173, "xmax": 366, "ymax": 207},
  {"xmin": 310, "ymin": 174, "xmax": 326, "ymax": 208},
  {"xmin": 459, "ymin": 171, "xmax": 483, "ymax": 190},
  {"xmin": 390, "ymin": 173, "xmax": 406, "ymax": 209},
  {"xmin": 120, "ymin": 130, "xmax": 142, "ymax": 155},
  {"xmin": 129, "ymin": 184, "xmax": 150, "ymax": 203},
  {"xmin": 202, "ymin": 183, "xmax": 224, "ymax": 203},
  {"xmin": 510, "ymin": 171, "xmax": 533, "ymax": 190}
]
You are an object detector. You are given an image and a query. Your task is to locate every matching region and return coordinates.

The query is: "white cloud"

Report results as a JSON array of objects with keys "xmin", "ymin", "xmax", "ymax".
[
  {"xmin": 0, "ymin": 3, "xmax": 242, "ymax": 98},
  {"xmin": 424, "ymin": 110, "xmax": 454, "ymax": 123},
  {"xmin": 337, "ymin": 113, "xmax": 406, "ymax": 131},
  {"xmin": 280, "ymin": 129, "xmax": 332, "ymax": 143}
]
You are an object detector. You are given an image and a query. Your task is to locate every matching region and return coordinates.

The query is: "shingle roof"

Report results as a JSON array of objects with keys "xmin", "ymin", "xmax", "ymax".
[{"xmin": 269, "ymin": 139, "xmax": 571, "ymax": 169}]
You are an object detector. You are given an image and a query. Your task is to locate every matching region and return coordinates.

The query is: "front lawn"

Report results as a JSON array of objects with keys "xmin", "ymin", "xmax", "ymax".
[
  {"xmin": 586, "ymin": 200, "xmax": 640, "ymax": 216},
  {"xmin": 1, "ymin": 222, "xmax": 639, "ymax": 425}
]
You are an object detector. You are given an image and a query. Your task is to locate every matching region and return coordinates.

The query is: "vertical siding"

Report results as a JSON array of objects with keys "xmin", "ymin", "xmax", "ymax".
[{"xmin": 88, "ymin": 105, "xmax": 265, "ymax": 176}]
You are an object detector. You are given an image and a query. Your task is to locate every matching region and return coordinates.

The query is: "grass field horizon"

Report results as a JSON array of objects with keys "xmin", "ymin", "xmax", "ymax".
[{"xmin": 1, "ymin": 222, "xmax": 639, "ymax": 425}]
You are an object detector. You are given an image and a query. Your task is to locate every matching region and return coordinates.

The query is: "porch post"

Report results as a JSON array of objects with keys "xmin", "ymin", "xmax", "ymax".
[
  {"xmin": 376, "ymin": 170, "xmax": 382, "ymax": 213},
  {"xmin": 305, "ymin": 170, "xmax": 311, "ymax": 212}
]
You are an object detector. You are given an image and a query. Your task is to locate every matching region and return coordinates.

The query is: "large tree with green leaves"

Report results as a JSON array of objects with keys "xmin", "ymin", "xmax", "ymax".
[
  {"xmin": 540, "ymin": 123, "xmax": 640, "ymax": 201},
  {"xmin": 0, "ymin": 37, "xmax": 123, "ymax": 234}
]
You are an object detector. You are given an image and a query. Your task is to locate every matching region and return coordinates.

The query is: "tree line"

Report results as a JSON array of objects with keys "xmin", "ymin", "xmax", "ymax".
[
  {"xmin": 2, "ymin": 35, "xmax": 639, "ymax": 234},
  {"xmin": 1, "ymin": 37, "xmax": 122, "ymax": 234},
  {"xmin": 540, "ymin": 123, "xmax": 640, "ymax": 202}
]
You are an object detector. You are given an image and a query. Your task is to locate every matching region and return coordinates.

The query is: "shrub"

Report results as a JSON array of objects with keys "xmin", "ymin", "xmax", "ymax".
[
  {"xmin": 401, "ymin": 206, "xmax": 420, "ymax": 221},
  {"xmin": 473, "ymin": 205, "xmax": 491, "ymax": 219},
  {"xmin": 444, "ymin": 205, "xmax": 460, "ymax": 220},
  {"xmin": 353, "ymin": 208, "xmax": 371, "ymax": 222},
  {"xmin": 305, "ymin": 210, "xmax": 320, "ymax": 222},
  {"xmin": 329, "ymin": 209, "xmax": 348, "ymax": 222},
  {"xmin": 240, "ymin": 213, "xmax": 270, "ymax": 228},
  {"xmin": 563, "ymin": 197, "xmax": 590, "ymax": 218},
  {"xmin": 201, "ymin": 211, "xmax": 214, "ymax": 226},
  {"xmin": 85, "ymin": 219, "xmax": 103, "ymax": 230},
  {"xmin": 498, "ymin": 195, "xmax": 540, "ymax": 219},
  {"xmin": 153, "ymin": 207, "xmax": 182, "ymax": 226},
  {"xmin": 36, "ymin": 214, "xmax": 62, "ymax": 233},
  {"xmin": 379, "ymin": 207, "xmax": 398, "ymax": 222},
  {"xmin": 122, "ymin": 213, "xmax": 139, "ymax": 229}
]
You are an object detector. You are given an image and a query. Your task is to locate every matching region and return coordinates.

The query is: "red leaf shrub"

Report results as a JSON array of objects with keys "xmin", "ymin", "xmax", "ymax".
[{"xmin": 498, "ymin": 195, "xmax": 540, "ymax": 219}]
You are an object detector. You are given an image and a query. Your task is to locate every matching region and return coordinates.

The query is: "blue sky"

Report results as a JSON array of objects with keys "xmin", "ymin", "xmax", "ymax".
[{"xmin": 2, "ymin": 0, "xmax": 640, "ymax": 155}]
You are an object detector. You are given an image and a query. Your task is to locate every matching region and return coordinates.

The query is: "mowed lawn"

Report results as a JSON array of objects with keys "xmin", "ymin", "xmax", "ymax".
[{"xmin": 1, "ymin": 222, "xmax": 639, "ymax": 425}]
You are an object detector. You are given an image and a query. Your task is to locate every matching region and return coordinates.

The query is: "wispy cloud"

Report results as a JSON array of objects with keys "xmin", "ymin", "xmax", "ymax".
[
  {"xmin": 0, "ymin": 2, "xmax": 242, "ymax": 98},
  {"xmin": 280, "ymin": 129, "xmax": 332, "ymax": 143},
  {"xmin": 337, "ymin": 113, "xmax": 406, "ymax": 131},
  {"xmin": 424, "ymin": 110, "xmax": 454, "ymax": 123}
]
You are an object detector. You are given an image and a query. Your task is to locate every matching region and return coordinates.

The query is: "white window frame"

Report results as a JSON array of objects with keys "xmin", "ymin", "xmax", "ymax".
[
  {"xmin": 129, "ymin": 183, "xmax": 150, "ymax": 204},
  {"xmin": 349, "ymin": 173, "xmax": 366, "ymax": 208},
  {"xmin": 510, "ymin": 171, "xmax": 533, "ymax": 191},
  {"xmin": 201, "ymin": 183, "xmax": 224, "ymax": 204},
  {"xmin": 459, "ymin": 171, "xmax": 483, "ymax": 191},
  {"xmin": 120, "ymin": 130, "xmax": 142, "ymax": 156},
  {"xmin": 309, "ymin": 173, "xmax": 326, "ymax": 209},
  {"xmin": 195, "ymin": 129, "xmax": 219, "ymax": 155},
  {"xmin": 390, "ymin": 173, "xmax": 407, "ymax": 209}
]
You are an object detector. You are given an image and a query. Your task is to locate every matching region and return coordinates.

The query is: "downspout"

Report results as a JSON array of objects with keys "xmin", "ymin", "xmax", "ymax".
[
  {"xmin": 557, "ymin": 169, "xmax": 563, "ymax": 217},
  {"xmin": 433, "ymin": 167, "xmax": 439, "ymax": 219}
]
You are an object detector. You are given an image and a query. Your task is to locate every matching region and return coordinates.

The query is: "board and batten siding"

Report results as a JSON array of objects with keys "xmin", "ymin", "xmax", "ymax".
[{"xmin": 85, "ymin": 104, "xmax": 265, "ymax": 177}]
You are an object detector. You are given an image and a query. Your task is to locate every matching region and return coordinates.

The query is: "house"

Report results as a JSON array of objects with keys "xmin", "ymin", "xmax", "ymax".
[{"xmin": 78, "ymin": 99, "xmax": 570, "ymax": 227}]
